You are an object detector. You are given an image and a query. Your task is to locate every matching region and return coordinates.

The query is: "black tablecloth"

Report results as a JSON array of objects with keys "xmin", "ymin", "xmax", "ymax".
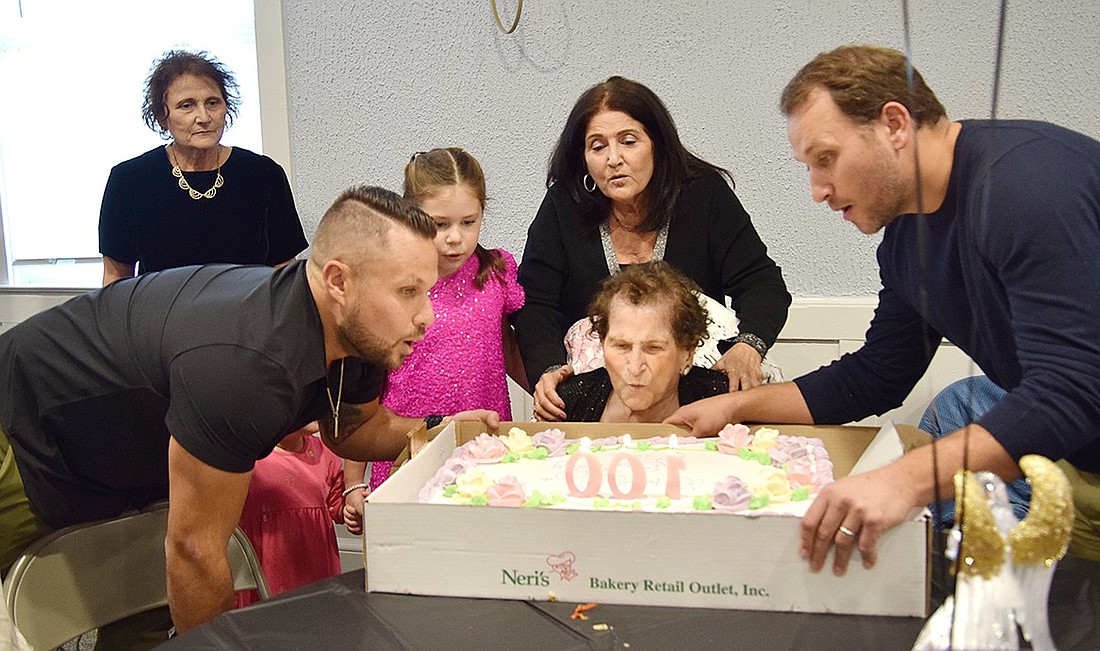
[{"xmin": 163, "ymin": 553, "xmax": 1100, "ymax": 650}]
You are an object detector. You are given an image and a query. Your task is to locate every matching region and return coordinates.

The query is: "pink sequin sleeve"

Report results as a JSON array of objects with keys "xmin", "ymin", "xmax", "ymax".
[{"xmin": 499, "ymin": 249, "xmax": 525, "ymax": 314}]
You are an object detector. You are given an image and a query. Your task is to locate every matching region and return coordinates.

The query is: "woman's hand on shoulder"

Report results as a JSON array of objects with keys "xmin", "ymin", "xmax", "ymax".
[
  {"xmin": 533, "ymin": 364, "xmax": 573, "ymax": 421},
  {"xmin": 712, "ymin": 342, "xmax": 763, "ymax": 391}
]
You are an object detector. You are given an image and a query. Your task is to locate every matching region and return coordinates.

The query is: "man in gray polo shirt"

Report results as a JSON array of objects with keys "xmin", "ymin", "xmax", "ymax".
[{"xmin": 0, "ymin": 185, "xmax": 496, "ymax": 633}]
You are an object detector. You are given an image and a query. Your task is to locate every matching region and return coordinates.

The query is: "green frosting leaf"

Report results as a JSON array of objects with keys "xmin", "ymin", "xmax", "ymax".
[
  {"xmin": 469, "ymin": 495, "xmax": 488, "ymax": 506},
  {"xmin": 566, "ymin": 443, "xmax": 580, "ymax": 455},
  {"xmin": 656, "ymin": 496, "xmax": 672, "ymax": 509},
  {"xmin": 442, "ymin": 485, "xmax": 458, "ymax": 498},
  {"xmin": 737, "ymin": 448, "xmax": 771, "ymax": 465},
  {"xmin": 692, "ymin": 495, "xmax": 714, "ymax": 511},
  {"xmin": 593, "ymin": 497, "xmax": 610, "ymax": 509},
  {"xmin": 748, "ymin": 495, "xmax": 771, "ymax": 510},
  {"xmin": 525, "ymin": 447, "xmax": 549, "ymax": 460},
  {"xmin": 591, "ymin": 445, "xmax": 605, "ymax": 452},
  {"xmin": 704, "ymin": 440, "xmax": 718, "ymax": 451},
  {"xmin": 636, "ymin": 441, "xmax": 653, "ymax": 451},
  {"xmin": 518, "ymin": 490, "xmax": 563, "ymax": 508},
  {"xmin": 501, "ymin": 452, "xmax": 520, "ymax": 464},
  {"xmin": 791, "ymin": 486, "xmax": 811, "ymax": 501}
]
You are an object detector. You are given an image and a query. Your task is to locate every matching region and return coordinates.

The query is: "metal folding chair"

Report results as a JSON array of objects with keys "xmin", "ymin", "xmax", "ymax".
[{"xmin": 3, "ymin": 501, "xmax": 268, "ymax": 649}]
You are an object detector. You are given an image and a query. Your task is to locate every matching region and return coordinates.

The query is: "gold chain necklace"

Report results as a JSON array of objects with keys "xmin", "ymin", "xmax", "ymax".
[
  {"xmin": 326, "ymin": 358, "xmax": 345, "ymax": 440},
  {"xmin": 168, "ymin": 145, "xmax": 224, "ymax": 200}
]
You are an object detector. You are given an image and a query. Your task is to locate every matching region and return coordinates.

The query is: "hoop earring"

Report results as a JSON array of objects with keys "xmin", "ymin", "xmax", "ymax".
[{"xmin": 583, "ymin": 174, "xmax": 596, "ymax": 193}]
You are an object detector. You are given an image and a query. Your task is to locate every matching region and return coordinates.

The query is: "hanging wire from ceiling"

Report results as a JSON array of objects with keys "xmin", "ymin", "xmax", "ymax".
[{"xmin": 900, "ymin": 0, "xmax": 1010, "ymax": 641}]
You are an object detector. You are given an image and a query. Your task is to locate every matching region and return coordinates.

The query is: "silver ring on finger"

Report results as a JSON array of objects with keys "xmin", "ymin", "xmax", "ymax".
[{"xmin": 838, "ymin": 525, "xmax": 857, "ymax": 538}]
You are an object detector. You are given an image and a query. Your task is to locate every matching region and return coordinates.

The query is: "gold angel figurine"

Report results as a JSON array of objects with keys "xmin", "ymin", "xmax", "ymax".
[{"xmin": 913, "ymin": 455, "xmax": 1074, "ymax": 651}]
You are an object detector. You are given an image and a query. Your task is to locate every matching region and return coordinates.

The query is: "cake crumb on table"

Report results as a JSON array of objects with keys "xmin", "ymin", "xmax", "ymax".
[{"xmin": 592, "ymin": 623, "xmax": 610, "ymax": 632}]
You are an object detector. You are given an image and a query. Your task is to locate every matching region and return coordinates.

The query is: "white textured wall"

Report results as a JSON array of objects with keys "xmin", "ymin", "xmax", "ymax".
[{"xmin": 283, "ymin": 1, "xmax": 1100, "ymax": 297}]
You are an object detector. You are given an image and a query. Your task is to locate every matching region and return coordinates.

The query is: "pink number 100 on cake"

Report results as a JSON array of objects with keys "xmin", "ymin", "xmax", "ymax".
[{"xmin": 565, "ymin": 434, "xmax": 685, "ymax": 499}]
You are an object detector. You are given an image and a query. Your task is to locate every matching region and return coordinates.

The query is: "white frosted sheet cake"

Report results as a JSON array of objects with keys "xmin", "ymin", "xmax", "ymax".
[{"xmin": 418, "ymin": 424, "xmax": 834, "ymax": 516}]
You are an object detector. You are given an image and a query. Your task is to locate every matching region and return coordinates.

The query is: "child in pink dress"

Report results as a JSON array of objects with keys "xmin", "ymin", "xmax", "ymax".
[
  {"xmin": 235, "ymin": 422, "xmax": 345, "ymax": 608},
  {"xmin": 346, "ymin": 148, "xmax": 525, "ymax": 499}
]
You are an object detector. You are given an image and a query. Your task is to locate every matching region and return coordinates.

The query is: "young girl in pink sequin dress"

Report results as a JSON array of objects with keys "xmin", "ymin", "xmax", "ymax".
[{"xmin": 359, "ymin": 148, "xmax": 526, "ymax": 493}]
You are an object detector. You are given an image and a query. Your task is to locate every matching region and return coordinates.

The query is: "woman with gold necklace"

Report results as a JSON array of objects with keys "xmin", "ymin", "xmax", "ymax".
[{"xmin": 99, "ymin": 50, "xmax": 306, "ymax": 285}]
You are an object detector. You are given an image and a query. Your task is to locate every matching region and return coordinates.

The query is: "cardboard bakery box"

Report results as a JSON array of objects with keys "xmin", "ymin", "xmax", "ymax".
[{"xmin": 364, "ymin": 421, "xmax": 931, "ymax": 617}]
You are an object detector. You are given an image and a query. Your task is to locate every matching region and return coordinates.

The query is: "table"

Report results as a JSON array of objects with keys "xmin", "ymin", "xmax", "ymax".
[{"xmin": 163, "ymin": 551, "xmax": 1099, "ymax": 650}]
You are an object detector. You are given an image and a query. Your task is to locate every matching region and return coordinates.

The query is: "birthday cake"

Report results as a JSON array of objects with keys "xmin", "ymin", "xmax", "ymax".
[{"xmin": 418, "ymin": 424, "xmax": 834, "ymax": 515}]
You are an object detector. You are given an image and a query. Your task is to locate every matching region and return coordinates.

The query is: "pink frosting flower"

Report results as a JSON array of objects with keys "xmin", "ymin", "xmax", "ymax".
[
  {"xmin": 487, "ymin": 476, "xmax": 527, "ymax": 507},
  {"xmin": 462, "ymin": 433, "xmax": 508, "ymax": 464},
  {"xmin": 717, "ymin": 423, "xmax": 754, "ymax": 455},
  {"xmin": 786, "ymin": 471, "xmax": 815, "ymax": 489},
  {"xmin": 712, "ymin": 476, "xmax": 752, "ymax": 512}
]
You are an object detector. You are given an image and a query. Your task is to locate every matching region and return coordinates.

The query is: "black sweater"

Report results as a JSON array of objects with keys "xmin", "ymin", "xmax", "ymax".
[{"xmin": 514, "ymin": 172, "xmax": 790, "ymax": 387}]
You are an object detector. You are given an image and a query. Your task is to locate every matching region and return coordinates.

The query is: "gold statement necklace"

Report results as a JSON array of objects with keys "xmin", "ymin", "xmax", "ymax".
[
  {"xmin": 169, "ymin": 144, "xmax": 224, "ymax": 200},
  {"xmin": 326, "ymin": 358, "xmax": 345, "ymax": 440}
]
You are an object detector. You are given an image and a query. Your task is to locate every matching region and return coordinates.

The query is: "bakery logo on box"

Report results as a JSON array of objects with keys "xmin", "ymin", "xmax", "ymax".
[
  {"xmin": 546, "ymin": 551, "xmax": 578, "ymax": 581},
  {"xmin": 498, "ymin": 551, "xmax": 577, "ymax": 588}
]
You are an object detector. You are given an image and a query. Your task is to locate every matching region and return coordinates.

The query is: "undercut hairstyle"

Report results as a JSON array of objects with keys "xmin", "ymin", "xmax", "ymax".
[
  {"xmin": 780, "ymin": 45, "xmax": 947, "ymax": 127},
  {"xmin": 311, "ymin": 185, "xmax": 436, "ymax": 269},
  {"xmin": 404, "ymin": 147, "xmax": 505, "ymax": 289},
  {"xmin": 587, "ymin": 261, "xmax": 710, "ymax": 352},
  {"xmin": 547, "ymin": 76, "xmax": 733, "ymax": 233},
  {"xmin": 142, "ymin": 49, "xmax": 241, "ymax": 138}
]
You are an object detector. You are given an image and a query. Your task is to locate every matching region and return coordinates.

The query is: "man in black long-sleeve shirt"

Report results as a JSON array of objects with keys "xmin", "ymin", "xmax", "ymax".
[{"xmin": 670, "ymin": 45, "xmax": 1100, "ymax": 574}]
